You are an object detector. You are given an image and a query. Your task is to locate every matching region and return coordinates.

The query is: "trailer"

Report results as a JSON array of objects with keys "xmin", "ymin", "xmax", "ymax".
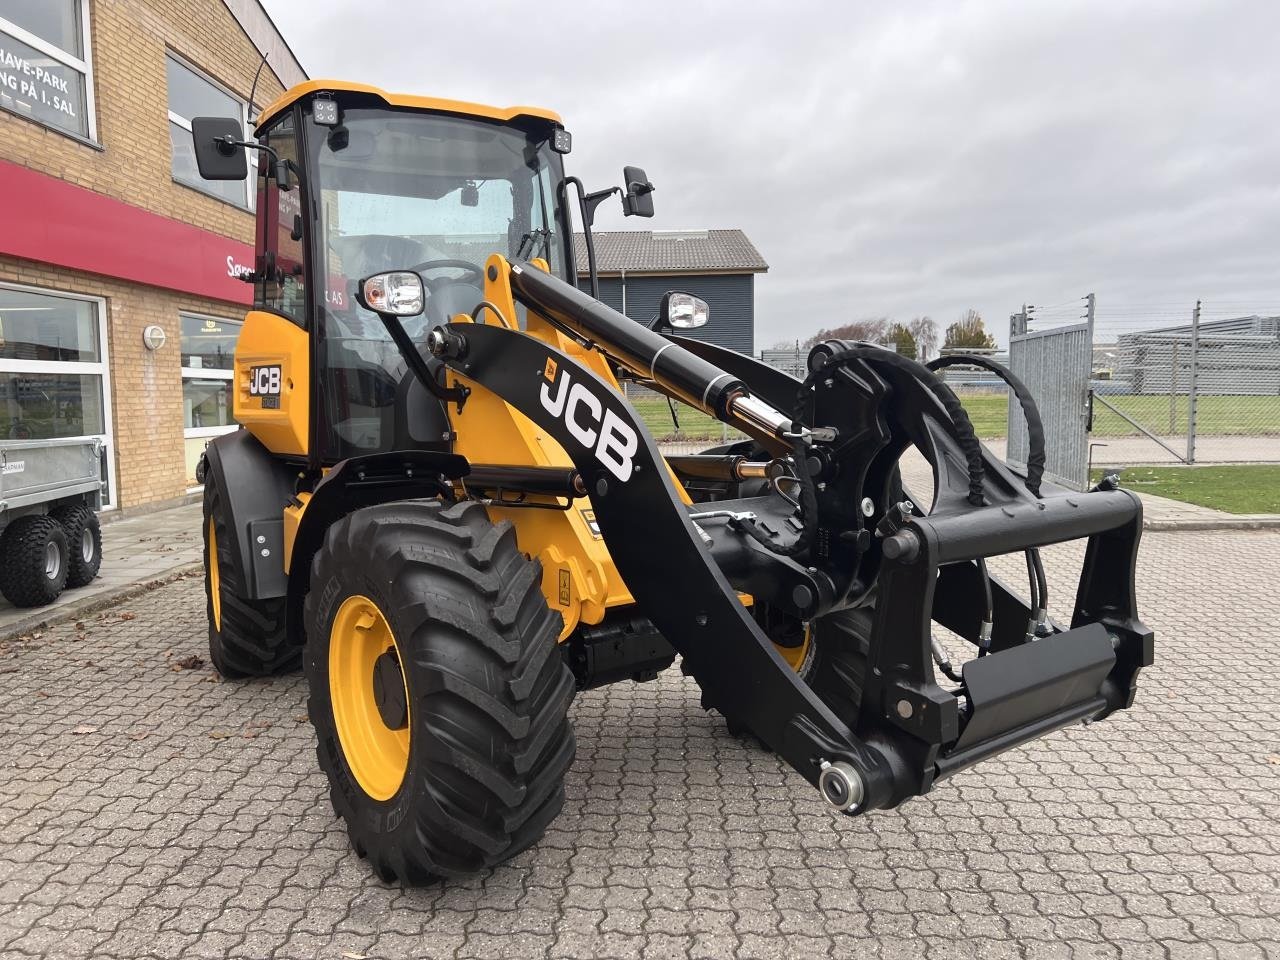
[{"xmin": 0, "ymin": 438, "xmax": 105, "ymax": 608}]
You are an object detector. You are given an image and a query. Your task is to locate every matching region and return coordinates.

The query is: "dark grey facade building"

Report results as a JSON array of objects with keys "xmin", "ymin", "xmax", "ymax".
[{"xmin": 575, "ymin": 230, "xmax": 768, "ymax": 355}]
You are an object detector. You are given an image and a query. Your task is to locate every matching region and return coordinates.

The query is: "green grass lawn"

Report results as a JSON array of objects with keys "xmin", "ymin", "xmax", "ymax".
[
  {"xmin": 959, "ymin": 393, "xmax": 1280, "ymax": 440},
  {"xmin": 1091, "ymin": 464, "xmax": 1280, "ymax": 514},
  {"xmin": 630, "ymin": 394, "xmax": 730, "ymax": 441},
  {"xmin": 627, "ymin": 385, "xmax": 1280, "ymax": 445}
]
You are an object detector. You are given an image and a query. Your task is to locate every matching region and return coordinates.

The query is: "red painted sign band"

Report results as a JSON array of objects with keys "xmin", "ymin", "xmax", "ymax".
[{"xmin": 0, "ymin": 157, "xmax": 254, "ymax": 305}]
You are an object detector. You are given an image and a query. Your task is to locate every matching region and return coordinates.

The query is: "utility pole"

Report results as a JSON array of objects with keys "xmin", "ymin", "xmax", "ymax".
[
  {"xmin": 1084, "ymin": 293, "xmax": 1096, "ymax": 489},
  {"xmin": 1009, "ymin": 304, "xmax": 1029, "ymax": 339},
  {"xmin": 1186, "ymin": 299, "xmax": 1201, "ymax": 464}
]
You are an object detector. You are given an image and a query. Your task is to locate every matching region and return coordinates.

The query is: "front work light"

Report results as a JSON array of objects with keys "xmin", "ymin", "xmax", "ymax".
[
  {"xmin": 660, "ymin": 291, "xmax": 709, "ymax": 329},
  {"xmin": 360, "ymin": 272, "xmax": 425, "ymax": 317}
]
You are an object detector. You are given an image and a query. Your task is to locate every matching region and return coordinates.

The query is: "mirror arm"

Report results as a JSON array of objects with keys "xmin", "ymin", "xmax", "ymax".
[
  {"xmin": 373, "ymin": 311, "xmax": 469, "ymax": 406},
  {"xmin": 216, "ymin": 137, "xmax": 293, "ymax": 190}
]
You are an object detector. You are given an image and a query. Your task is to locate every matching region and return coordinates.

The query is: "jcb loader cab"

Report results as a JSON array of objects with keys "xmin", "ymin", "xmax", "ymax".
[{"xmin": 191, "ymin": 81, "xmax": 1153, "ymax": 884}]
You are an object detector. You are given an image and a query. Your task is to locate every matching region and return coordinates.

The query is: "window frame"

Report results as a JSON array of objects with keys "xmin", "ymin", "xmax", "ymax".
[
  {"xmin": 0, "ymin": 280, "xmax": 116, "ymax": 508},
  {"xmin": 0, "ymin": 0, "xmax": 98, "ymax": 145},
  {"xmin": 165, "ymin": 50, "xmax": 257, "ymax": 210},
  {"xmin": 179, "ymin": 310, "xmax": 241, "ymax": 490}
]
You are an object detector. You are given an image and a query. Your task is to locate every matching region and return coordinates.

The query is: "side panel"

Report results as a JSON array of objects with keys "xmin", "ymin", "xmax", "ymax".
[{"xmin": 233, "ymin": 310, "xmax": 310, "ymax": 457}]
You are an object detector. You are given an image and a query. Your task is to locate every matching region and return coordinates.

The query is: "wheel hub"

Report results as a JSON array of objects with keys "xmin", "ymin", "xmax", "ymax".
[
  {"xmin": 372, "ymin": 650, "xmax": 408, "ymax": 729},
  {"xmin": 328, "ymin": 595, "xmax": 411, "ymax": 801}
]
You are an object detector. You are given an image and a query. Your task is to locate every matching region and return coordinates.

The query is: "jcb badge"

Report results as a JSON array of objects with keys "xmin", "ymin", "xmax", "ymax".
[
  {"xmin": 249, "ymin": 365, "xmax": 283, "ymax": 397},
  {"xmin": 539, "ymin": 364, "xmax": 638, "ymax": 483}
]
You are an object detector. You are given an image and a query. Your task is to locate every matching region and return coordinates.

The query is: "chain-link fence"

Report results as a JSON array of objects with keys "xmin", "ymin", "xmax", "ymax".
[{"xmin": 1090, "ymin": 303, "xmax": 1280, "ymax": 465}]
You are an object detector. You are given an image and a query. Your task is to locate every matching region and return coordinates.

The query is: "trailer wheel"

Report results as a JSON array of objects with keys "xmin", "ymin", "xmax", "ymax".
[
  {"xmin": 203, "ymin": 479, "xmax": 295, "ymax": 678},
  {"xmin": 0, "ymin": 515, "xmax": 70, "ymax": 608},
  {"xmin": 304, "ymin": 499, "xmax": 576, "ymax": 884},
  {"xmin": 51, "ymin": 504, "xmax": 101, "ymax": 588}
]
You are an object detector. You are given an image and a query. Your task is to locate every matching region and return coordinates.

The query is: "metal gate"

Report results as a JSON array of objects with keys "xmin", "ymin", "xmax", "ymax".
[{"xmin": 1007, "ymin": 298, "xmax": 1094, "ymax": 490}]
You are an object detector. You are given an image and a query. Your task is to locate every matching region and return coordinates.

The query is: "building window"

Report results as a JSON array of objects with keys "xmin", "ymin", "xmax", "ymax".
[
  {"xmin": 0, "ymin": 0, "xmax": 97, "ymax": 142},
  {"xmin": 181, "ymin": 313, "xmax": 241, "ymax": 486},
  {"xmin": 0, "ymin": 283, "xmax": 115, "ymax": 506},
  {"xmin": 167, "ymin": 53, "xmax": 255, "ymax": 209}
]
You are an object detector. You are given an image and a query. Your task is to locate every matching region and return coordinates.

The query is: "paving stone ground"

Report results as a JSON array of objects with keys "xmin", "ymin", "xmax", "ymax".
[{"xmin": 1, "ymin": 531, "xmax": 1278, "ymax": 959}]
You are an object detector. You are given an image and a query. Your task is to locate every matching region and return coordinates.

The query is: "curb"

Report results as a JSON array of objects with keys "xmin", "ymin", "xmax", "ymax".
[
  {"xmin": 1144, "ymin": 517, "xmax": 1280, "ymax": 532},
  {"xmin": 0, "ymin": 561, "xmax": 203, "ymax": 642}
]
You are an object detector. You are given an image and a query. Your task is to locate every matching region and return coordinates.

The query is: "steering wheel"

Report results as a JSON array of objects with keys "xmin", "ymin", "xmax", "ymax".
[{"xmin": 406, "ymin": 259, "xmax": 486, "ymax": 292}]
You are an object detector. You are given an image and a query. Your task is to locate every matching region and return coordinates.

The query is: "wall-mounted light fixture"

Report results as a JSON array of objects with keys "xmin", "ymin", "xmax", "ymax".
[{"xmin": 142, "ymin": 325, "xmax": 166, "ymax": 350}]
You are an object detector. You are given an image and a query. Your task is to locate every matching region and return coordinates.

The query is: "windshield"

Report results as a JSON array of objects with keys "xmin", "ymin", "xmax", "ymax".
[
  {"xmin": 305, "ymin": 105, "xmax": 570, "ymax": 459},
  {"xmin": 311, "ymin": 107, "xmax": 569, "ymax": 337}
]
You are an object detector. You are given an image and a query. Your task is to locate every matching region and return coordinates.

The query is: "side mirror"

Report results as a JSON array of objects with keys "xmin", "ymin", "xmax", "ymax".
[
  {"xmin": 654, "ymin": 291, "xmax": 709, "ymax": 331},
  {"xmin": 357, "ymin": 272, "xmax": 424, "ymax": 317},
  {"xmin": 621, "ymin": 165, "xmax": 655, "ymax": 218},
  {"xmin": 192, "ymin": 117, "xmax": 249, "ymax": 181}
]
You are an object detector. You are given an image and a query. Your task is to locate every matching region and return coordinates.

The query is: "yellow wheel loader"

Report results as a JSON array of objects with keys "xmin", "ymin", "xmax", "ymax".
[{"xmin": 190, "ymin": 81, "xmax": 1153, "ymax": 884}]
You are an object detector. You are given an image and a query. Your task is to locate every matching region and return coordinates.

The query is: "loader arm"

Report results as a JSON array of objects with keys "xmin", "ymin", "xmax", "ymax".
[{"xmin": 424, "ymin": 257, "xmax": 1154, "ymax": 813}]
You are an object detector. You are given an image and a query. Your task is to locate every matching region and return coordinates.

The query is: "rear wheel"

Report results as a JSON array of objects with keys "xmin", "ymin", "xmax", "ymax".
[
  {"xmin": 203, "ymin": 477, "xmax": 295, "ymax": 678},
  {"xmin": 304, "ymin": 499, "xmax": 576, "ymax": 884},
  {"xmin": 0, "ymin": 515, "xmax": 70, "ymax": 608},
  {"xmin": 51, "ymin": 503, "xmax": 101, "ymax": 588}
]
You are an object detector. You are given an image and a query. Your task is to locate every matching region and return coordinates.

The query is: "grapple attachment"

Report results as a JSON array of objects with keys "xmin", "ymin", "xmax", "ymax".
[{"xmin": 434, "ymin": 261, "xmax": 1153, "ymax": 815}]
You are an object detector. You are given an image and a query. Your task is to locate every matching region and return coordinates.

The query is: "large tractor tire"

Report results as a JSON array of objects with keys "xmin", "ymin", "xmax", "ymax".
[
  {"xmin": 203, "ymin": 479, "xmax": 295, "ymax": 678},
  {"xmin": 0, "ymin": 515, "xmax": 70, "ymax": 608},
  {"xmin": 304, "ymin": 499, "xmax": 576, "ymax": 884},
  {"xmin": 51, "ymin": 503, "xmax": 102, "ymax": 588},
  {"xmin": 721, "ymin": 604, "xmax": 872, "ymax": 739}
]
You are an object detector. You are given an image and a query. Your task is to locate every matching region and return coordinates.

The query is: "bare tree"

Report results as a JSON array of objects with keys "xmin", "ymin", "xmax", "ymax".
[
  {"xmin": 907, "ymin": 316, "xmax": 938, "ymax": 361},
  {"xmin": 802, "ymin": 318, "xmax": 890, "ymax": 349}
]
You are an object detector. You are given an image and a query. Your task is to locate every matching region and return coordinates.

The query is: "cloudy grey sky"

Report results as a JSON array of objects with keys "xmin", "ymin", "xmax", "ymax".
[{"xmin": 261, "ymin": 0, "xmax": 1280, "ymax": 346}]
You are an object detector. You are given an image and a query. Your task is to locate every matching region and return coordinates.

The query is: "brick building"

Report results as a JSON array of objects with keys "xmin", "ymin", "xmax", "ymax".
[{"xmin": 0, "ymin": 1, "xmax": 305, "ymax": 510}]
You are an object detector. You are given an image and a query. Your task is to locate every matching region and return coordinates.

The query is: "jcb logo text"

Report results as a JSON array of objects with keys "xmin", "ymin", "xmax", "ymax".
[
  {"xmin": 249, "ymin": 365, "xmax": 282, "ymax": 396},
  {"xmin": 539, "ymin": 366, "xmax": 638, "ymax": 482}
]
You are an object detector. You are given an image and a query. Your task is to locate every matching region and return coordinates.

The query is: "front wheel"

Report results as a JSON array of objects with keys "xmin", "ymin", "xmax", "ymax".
[
  {"xmin": 304, "ymin": 499, "xmax": 576, "ymax": 884},
  {"xmin": 721, "ymin": 604, "xmax": 872, "ymax": 738}
]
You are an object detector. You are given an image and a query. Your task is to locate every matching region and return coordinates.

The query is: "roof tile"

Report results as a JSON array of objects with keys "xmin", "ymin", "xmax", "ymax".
[{"xmin": 573, "ymin": 229, "xmax": 767, "ymax": 274}]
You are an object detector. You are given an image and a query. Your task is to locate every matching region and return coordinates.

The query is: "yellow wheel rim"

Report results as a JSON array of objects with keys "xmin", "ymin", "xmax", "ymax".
[
  {"xmin": 328, "ymin": 594, "xmax": 410, "ymax": 801},
  {"xmin": 207, "ymin": 518, "xmax": 222, "ymax": 632},
  {"xmin": 774, "ymin": 622, "xmax": 813, "ymax": 673}
]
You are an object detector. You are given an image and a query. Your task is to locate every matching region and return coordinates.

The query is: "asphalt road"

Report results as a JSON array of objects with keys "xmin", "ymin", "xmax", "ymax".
[{"xmin": 1, "ymin": 532, "xmax": 1278, "ymax": 959}]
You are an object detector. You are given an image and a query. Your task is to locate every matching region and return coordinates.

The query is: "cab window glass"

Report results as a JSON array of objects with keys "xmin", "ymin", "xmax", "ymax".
[{"xmin": 254, "ymin": 115, "xmax": 306, "ymax": 325}]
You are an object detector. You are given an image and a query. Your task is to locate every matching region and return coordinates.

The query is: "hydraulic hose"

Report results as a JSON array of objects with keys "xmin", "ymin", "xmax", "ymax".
[
  {"xmin": 926, "ymin": 355, "xmax": 1045, "ymax": 497},
  {"xmin": 926, "ymin": 355, "xmax": 1051, "ymax": 640},
  {"xmin": 730, "ymin": 435, "xmax": 819, "ymax": 558}
]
